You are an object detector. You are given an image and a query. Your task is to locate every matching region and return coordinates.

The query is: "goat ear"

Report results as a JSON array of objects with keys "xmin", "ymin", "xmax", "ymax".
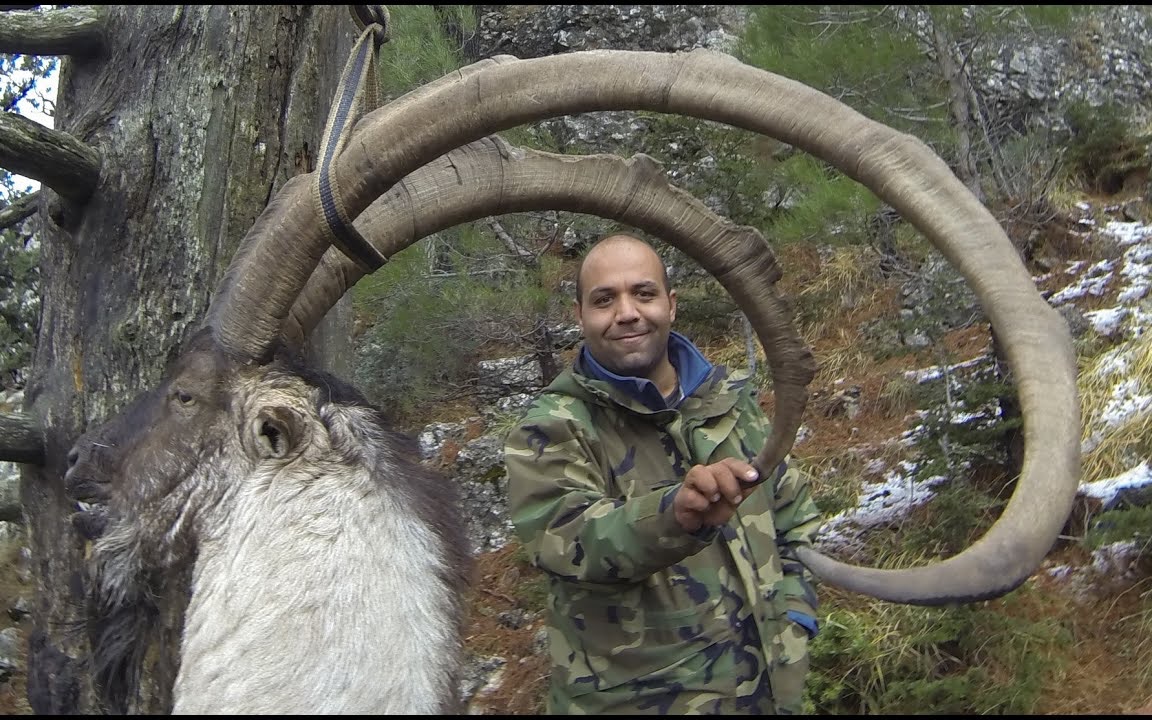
[{"xmin": 248, "ymin": 406, "xmax": 309, "ymax": 461}]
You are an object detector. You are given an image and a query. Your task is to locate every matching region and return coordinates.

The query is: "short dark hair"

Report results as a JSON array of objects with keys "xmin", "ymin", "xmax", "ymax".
[{"xmin": 575, "ymin": 234, "xmax": 671, "ymax": 304}]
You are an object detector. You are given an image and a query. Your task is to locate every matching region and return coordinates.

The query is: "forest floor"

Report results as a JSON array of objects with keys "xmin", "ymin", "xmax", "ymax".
[
  {"xmin": 3, "ymin": 194, "xmax": 1152, "ymax": 715},
  {"xmin": 0, "ymin": 534, "xmax": 30, "ymax": 715}
]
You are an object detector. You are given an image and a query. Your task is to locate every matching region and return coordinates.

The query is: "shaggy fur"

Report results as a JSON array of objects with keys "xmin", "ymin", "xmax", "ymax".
[{"xmin": 65, "ymin": 330, "xmax": 472, "ymax": 714}]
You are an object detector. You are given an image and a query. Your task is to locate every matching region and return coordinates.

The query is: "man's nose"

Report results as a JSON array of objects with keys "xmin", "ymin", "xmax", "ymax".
[{"xmin": 615, "ymin": 297, "xmax": 640, "ymax": 322}]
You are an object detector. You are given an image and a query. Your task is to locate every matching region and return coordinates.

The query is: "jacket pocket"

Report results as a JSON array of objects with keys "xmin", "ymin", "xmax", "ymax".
[{"xmin": 769, "ymin": 620, "xmax": 811, "ymax": 714}]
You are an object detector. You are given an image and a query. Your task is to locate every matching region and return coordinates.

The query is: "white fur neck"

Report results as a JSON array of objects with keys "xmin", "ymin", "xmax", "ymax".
[{"xmin": 172, "ymin": 462, "xmax": 459, "ymax": 714}]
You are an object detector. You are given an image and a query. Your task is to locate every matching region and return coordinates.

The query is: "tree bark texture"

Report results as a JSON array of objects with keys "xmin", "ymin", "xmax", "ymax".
[
  {"xmin": 0, "ymin": 411, "xmax": 42, "ymax": 465},
  {"xmin": 0, "ymin": 189, "xmax": 39, "ymax": 232},
  {"xmin": 19, "ymin": 5, "xmax": 359, "ymax": 712},
  {"xmin": 0, "ymin": 111, "xmax": 101, "ymax": 202},
  {"xmin": 0, "ymin": 5, "xmax": 104, "ymax": 57}
]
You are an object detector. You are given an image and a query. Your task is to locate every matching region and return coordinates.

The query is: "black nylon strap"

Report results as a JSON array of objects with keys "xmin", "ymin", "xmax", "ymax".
[{"xmin": 313, "ymin": 6, "xmax": 392, "ymax": 273}]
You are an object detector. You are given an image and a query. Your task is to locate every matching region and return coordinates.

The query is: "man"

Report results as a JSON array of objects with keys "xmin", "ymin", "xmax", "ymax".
[{"xmin": 504, "ymin": 234, "xmax": 823, "ymax": 715}]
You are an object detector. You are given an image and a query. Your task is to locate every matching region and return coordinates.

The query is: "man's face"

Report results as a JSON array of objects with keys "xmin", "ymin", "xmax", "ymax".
[{"xmin": 575, "ymin": 240, "xmax": 677, "ymax": 380}]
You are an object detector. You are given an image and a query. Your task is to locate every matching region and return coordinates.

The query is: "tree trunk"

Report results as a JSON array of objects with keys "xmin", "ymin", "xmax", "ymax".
[
  {"xmin": 929, "ymin": 19, "xmax": 984, "ymax": 204},
  {"xmin": 532, "ymin": 321, "xmax": 560, "ymax": 387},
  {"xmin": 19, "ymin": 6, "xmax": 358, "ymax": 712}
]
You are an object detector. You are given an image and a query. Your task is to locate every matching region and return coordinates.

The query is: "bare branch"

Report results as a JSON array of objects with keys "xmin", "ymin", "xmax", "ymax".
[
  {"xmin": 0, "ymin": 112, "xmax": 100, "ymax": 203},
  {"xmin": 0, "ymin": 411, "xmax": 44, "ymax": 465},
  {"xmin": 426, "ymin": 267, "xmax": 517, "ymax": 279},
  {"xmin": 0, "ymin": 188, "xmax": 37, "ymax": 231},
  {"xmin": 0, "ymin": 5, "xmax": 105, "ymax": 56},
  {"xmin": 486, "ymin": 218, "xmax": 537, "ymax": 267}
]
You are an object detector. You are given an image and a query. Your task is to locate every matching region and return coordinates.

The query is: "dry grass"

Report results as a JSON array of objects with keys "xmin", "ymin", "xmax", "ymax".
[
  {"xmin": 797, "ymin": 244, "xmax": 881, "ymax": 308},
  {"xmin": 463, "ymin": 541, "xmax": 551, "ymax": 715},
  {"xmin": 876, "ymin": 374, "xmax": 919, "ymax": 417},
  {"xmin": 1027, "ymin": 567, "xmax": 1152, "ymax": 715},
  {"xmin": 1079, "ymin": 331, "xmax": 1152, "ymax": 483},
  {"xmin": 812, "ymin": 329, "xmax": 873, "ymax": 383},
  {"xmin": 701, "ymin": 334, "xmax": 764, "ymax": 375}
]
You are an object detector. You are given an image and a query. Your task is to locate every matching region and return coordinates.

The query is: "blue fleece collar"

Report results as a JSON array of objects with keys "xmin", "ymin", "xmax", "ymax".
[{"xmin": 579, "ymin": 331, "xmax": 714, "ymax": 410}]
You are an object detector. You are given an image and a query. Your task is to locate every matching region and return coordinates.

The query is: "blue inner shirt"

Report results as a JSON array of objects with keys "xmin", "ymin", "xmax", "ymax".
[{"xmin": 578, "ymin": 330, "xmax": 714, "ymax": 411}]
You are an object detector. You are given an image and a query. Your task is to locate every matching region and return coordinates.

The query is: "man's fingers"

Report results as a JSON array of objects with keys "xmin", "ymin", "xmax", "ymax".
[
  {"xmin": 679, "ymin": 459, "xmax": 764, "ymax": 534},
  {"xmin": 687, "ymin": 462, "xmax": 757, "ymax": 507},
  {"xmin": 674, "ymin": 485, "xmax": 716, "ymax": 533},
  {"xmin": 680, "ymin": 486, "xmax": 712, "ymax": 513},
  {"xmin": 685, "ymin": 465, "xmax": 719, "ymax": 502},
  {"xmin": 708, "ymin": 463, "xmax": 746, "ymax": 506},
  {"xmin": 718, "ymin": 456, "xmax": 760, "ymax": 486}
]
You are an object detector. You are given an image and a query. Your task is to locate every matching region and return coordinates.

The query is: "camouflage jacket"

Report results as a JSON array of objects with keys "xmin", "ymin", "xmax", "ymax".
[{"xmin": 505, "ymin": 357, "xmax": 822, "ymax": 715}]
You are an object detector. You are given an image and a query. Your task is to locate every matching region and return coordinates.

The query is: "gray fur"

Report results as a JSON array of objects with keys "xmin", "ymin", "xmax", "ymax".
[{"xmin": 65, "ymin": 330, "xmax": 472, "ymax": 713}]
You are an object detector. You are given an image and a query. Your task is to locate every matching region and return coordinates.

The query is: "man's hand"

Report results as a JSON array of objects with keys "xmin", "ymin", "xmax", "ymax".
[{"xmin": 673, "ymin": 457, "xmax": 761, "ymax": 533}]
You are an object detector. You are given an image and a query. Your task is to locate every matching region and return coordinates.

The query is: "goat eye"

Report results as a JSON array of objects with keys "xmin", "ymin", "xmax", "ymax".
[{"xmin": 176, "ymin": 391, "xmax": 195, "ymax": 405}]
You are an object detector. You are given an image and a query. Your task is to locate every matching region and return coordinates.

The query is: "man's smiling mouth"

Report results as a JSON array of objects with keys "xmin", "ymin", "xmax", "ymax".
[{"xmin": 613, "ymin": 332, "xmax": 648, "ymax": 342}]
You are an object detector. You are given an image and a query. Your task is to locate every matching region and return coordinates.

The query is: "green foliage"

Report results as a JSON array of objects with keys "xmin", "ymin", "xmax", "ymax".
[
  {"xmin": 889, "ymin": 480, "xmax": 1004, "ymax": 560},
  {"xmin": 740, "ymin": 5, "xmax": 1082, "ymax": 137},
  {"xmin": 353, "ymin": 226, "xmax": 554, "ymax": 423},
  {"xmin": 0, "ymin": 226, "xmax": 39, "ymax": 387},
  {"xmin": 484, "ymin": 408, "xmax": 528, "ymax": 444},
  {"xmin": 0, "ymin": 52, "xmax": 54, "ymax": 386},
  {"xmin": 729, "ymin": 7, "xmax": 920, "ymax": 250},
  {"xmin": 667, "ymin": 273, "xmax": 741, "ymax": 347},
  {"xmin": 1085, "ymin": 504, "xmax": 1152, "ymax": 555},
  {"xmin": 734, "ymin": 5, "xmax": 1090, "ymax": 251},
  {"xmin": 766, "ymin": 155, "xmax": 880, "ymax": 246},
  {"xmin": 837, "ymin": 357, "xmax": 1024, "ymax": 563},
  {"xmin": 912, "ymin": 366, "xmax": 1021, "ymax": 478},
  {"xmin": 1061, "ymin": 99, "xmax": 1152, "ymax": 193},
  {"xmin": 737, "ymin": 6, "xmax": 941, "ymax": 136},
  {"xmin": 624, "ymin": 114, "xmax": 784, "ymax": 230},
  {"xmin": 355, "ymin": 278, "xmax": 482, "ymax": 421},
  {"xmin": 377, "ymin": 5, "xmax": 475, "ymax": 99},
  {"xmin": 883, "ymin": 368, "xmax": 1021, "ymax": 558},
  {"xmin": 807, "ymin": 592, "xmax": 1070, "ymax": 714},
  {"xmin": 351, "ymin": 8, "xmax": 595, "ymax": 425},
  {"xmin": 610, "ymin": 113, "xmax": 881, "ymax": 249}
]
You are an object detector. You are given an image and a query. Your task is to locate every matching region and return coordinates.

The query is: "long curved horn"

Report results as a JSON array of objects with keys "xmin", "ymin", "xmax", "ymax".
[
  {"xmin": 285, "ymin": 135, "xmax": 812, "ymax": 477},
  {"xmin": 203, "ymin": 55, "xmax": 516, "ymax": 360},
  {"xmin": 211, "ymin": 48, "xmax": 1079, "ymax": 606}
]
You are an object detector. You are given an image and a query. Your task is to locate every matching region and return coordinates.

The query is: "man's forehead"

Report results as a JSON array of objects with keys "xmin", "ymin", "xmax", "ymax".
[{"xmin": 581, "ymin": 242, "xmax": 664, "ymax": 281}]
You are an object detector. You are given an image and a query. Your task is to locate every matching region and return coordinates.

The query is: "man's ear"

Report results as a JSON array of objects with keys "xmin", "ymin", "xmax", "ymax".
[
  {"xmin": 669, "ymin": 288, "xmax": 677, "ymax": 324},
  {"xmin": 573, "ymin": 297, "xmax": 584, "ymax": 334}
]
